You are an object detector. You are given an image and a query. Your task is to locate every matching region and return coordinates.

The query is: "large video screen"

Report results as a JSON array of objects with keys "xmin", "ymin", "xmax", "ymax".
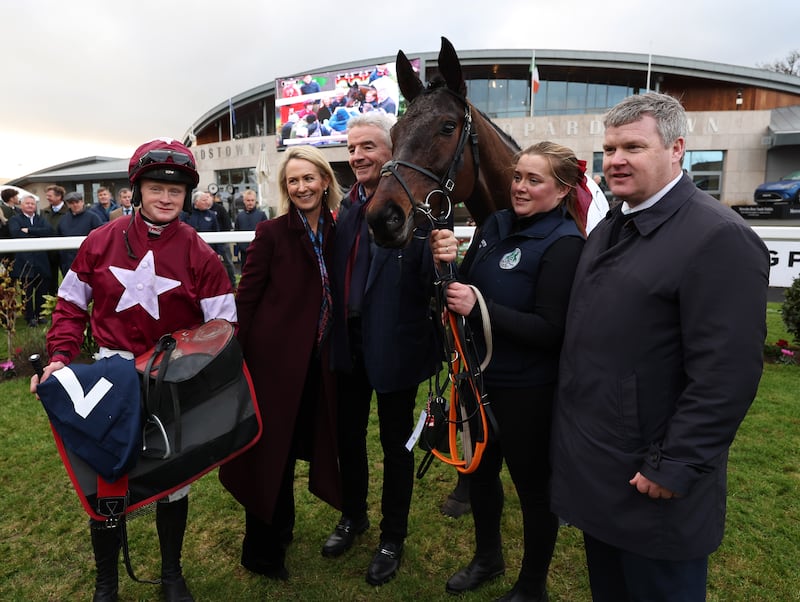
[{"xmin": 275, "ymin": 59, "xmax": 420, "ymax": 149}]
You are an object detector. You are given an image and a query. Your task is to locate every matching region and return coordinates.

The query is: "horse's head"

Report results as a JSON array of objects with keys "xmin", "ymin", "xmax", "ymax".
[
  {"xmin": 345, "ymin": 83, "xmax": 369, "ymax": 108},
  {"xmin": 367, "ymin": 37, "xmax": 482, "ymax": 248}
]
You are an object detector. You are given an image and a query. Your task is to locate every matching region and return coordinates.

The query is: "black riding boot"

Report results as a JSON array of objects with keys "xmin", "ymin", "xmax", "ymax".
[
  {"xmin": 156, "ymin": 496, "xmax": 195, "ymax": 602},
  {"xmin": 90, "ymin": 519, "xmax": 121, "ymax": 602}
]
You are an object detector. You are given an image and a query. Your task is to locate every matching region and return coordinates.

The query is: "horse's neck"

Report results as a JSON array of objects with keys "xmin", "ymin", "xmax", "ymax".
[{"xmin": 466, "ymin": 116, "xmax": 517, "ymax": 226}]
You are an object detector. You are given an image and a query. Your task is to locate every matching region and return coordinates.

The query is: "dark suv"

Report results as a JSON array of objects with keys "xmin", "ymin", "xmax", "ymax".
[{"xmin": 754, "ymin": 170, "xmax": 800, "ymax": 206}]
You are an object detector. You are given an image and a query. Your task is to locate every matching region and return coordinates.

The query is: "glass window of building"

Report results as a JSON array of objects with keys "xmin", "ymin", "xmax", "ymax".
[
  {"xmin": 459, "ymin": 64, "xmax": 532, "ymax": 119},
  {"xmin": 536, "ymin": 79, "xmax": 636, "ymax": 116},
  {"xmin": 685, "ymin": 150, "xmax": 724, "ymax": 199}
]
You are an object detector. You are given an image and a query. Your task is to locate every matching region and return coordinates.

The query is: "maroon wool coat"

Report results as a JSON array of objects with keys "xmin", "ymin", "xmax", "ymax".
[{"xmin": 219, "ymin": 206, "xmax": 341, "ymax": 522}]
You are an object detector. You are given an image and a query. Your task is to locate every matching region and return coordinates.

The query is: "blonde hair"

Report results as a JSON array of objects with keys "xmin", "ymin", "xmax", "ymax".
[{"xmin": 277, "ymin": 146, "xmax": 343, "ymax": 215}]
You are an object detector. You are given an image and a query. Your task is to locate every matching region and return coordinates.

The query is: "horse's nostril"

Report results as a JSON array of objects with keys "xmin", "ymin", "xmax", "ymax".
[{"xmin": 386, "ymin": 207, "xmax": 403, "ymax": 227}]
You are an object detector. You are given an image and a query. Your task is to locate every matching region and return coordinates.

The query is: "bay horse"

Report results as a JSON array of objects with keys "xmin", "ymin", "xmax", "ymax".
[
  {"xmin": 345, "ymin": 83, "xmax": 377, "ymax": 109},
  {"xmin": 366, "ymin": 37, "xmax": 520, "ymax": 248}
]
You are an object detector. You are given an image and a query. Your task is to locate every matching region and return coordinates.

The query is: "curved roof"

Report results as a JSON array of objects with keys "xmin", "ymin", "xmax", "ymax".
[
  {"xmin": 185, "ymin": 47, "xmax": 800, "ymax": 141},
  {"xmin": 770, "ymin": 105, "xmax": 800, "ymax": 147},
  {"xmin": 11, "ymin": 157, "xmax": 127, "ymax": 184}
]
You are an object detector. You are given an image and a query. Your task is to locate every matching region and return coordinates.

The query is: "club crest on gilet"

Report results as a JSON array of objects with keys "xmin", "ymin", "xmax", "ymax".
[{"xmin": 499, "ymin": 248, "xmax": 521, "ymax": 270}]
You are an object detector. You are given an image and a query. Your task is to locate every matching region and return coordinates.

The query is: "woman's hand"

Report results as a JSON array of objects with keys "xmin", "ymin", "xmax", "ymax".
[
  {"xmin": 445, "ymin": 282, "xmax": 477, "ymax": 316},
  {"xmin": 430, "ymin": 229, "xmax": 459, "ymax": 265}
]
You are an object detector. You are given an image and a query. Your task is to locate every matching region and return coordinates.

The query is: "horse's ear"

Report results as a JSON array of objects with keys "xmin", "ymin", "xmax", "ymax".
[
  {"xmin": 438, "ymin": 37, "xmax": 466, "ymax": 97},
  {"xmin": 396, "ymin": 49, "xmax": 423, "ymax": 103}
]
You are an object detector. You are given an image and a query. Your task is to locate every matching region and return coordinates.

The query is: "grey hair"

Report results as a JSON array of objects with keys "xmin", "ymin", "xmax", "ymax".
[
  {"xmin": 191, "ymin": 189, "xmax": 207, "ymax": 206},
  {"xmin": 346, "ymin": 111, "xmax": 397, "ymax": 150},
  {"xmin": 603, "ymin": 92, "xmax": 687, "ymax": 147}
]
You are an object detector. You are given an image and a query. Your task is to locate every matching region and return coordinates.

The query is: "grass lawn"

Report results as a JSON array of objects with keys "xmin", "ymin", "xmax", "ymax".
[{"xmin": 0, "ymin": 303, "xmax": 797, "ymax": 600}]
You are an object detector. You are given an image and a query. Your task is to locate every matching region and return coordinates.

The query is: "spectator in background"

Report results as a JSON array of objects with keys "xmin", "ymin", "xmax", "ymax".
[
  {"xmin": 89, "ymin": 186, "xmax": 118, "ymax": 223},
  {"xmin": 212, "ymin": 193, "xmax": 237, "ymax": 289},
  {"xmin": 185, "ymin": 191, "xmax": 238, "ymax": 286},
  {"xmin": 371, "ymin": 78, "xmax": 398, "ymax": 115},
  {"xmin": 317, "ymin": 96, "xmax": 334, "ymax": 123},
  {"xmin": 41, "ymin": 185, "xmax": 66, "ymax": 293},
  {"xmin": 0, "ymin": 189, "xmax": 21, "ymax": 261},
  {"xmin": 56, "ymin": 192, "xmax": 103, "ymax": 274},
  {"xmin": 330, "ymin": 85, "xmax": 349, "ymax": 112},
  {"xmin": 234, "ymin": 189, "xmax": 267, "ymax": 268},
  {"xmin": 9, "ymin": 195, "xmax": 53, "ymax": 326},
  {"xmin": 1, "ymin": 188, "xmax": 20, "ymax": 220},
  {"xmin": 300, "ymin": 74, "xmax": 321, "ymax": 95},
  {"xmin": 184, "ymin": 191, "xmax": 219, "ymax": 236},
  {"xmin": 109, "ymin": 187, "xmax": 135, "ymax": 220},
  {"xmin": 363, "ymin": 87, "xmax": 379, "ymax": 111},
  {"xmin": 297, "ymin": 101, "xmax": 316, "ymax": 120}
]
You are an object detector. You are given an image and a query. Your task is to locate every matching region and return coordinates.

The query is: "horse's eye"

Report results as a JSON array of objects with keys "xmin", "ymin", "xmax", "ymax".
[{"xmin": 441, "ymin": 121, "xmax": 457, "ymax": 135}]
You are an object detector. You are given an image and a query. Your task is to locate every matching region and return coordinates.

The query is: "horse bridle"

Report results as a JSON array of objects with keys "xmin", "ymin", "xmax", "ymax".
[{"xmin": 380, "ymin": 88, "xmax": 480, "ymax": 228}]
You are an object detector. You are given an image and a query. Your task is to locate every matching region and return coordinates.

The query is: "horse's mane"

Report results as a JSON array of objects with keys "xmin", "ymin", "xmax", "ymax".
[
  {"xmin": 475, "ymin": 107, "xmax": 521, "ymax": 152},
  {"xmin": 418, "ymin": 77, "xmax": 520, "ymax": 153}
]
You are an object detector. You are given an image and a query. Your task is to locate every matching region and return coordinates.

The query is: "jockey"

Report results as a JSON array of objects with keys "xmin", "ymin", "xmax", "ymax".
[{"xmin": 33, "ymin": 138, "xmax": 236, "ymax": 602}]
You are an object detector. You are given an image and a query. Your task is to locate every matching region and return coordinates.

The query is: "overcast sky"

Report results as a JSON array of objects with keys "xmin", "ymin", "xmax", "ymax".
[{"xmin": 2, "ymin": 0, "xmax": 798, "ymax": 181}]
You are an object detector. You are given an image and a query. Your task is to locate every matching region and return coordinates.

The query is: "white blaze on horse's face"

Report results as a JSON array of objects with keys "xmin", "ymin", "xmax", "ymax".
[{"xmin": 511, "ymin": 154, "xmax": 567, "ymax": 219}]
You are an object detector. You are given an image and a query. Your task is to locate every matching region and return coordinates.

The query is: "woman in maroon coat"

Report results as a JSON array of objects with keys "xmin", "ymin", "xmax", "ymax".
[{"xmin": 219, "ymin": 145, "xmax": 343, "ymax": 580}]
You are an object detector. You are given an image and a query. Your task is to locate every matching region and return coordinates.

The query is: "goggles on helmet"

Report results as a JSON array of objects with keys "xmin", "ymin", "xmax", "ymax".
[{"xmin": 136, "ymin": 149, "xmax": 195, "ymax": 170}]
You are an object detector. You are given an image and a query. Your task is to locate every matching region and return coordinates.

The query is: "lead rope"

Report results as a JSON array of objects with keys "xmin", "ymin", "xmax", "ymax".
[{"xmin": 416, "ymin": 262, "xmax": 498, "ymax": 477}]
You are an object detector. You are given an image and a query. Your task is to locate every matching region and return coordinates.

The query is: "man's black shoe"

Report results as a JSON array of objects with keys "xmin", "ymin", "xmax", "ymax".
[
  {"xmin": 446, "ymin": 554, "xmax": 505, "ymax": 594},
  {"xmin": 321, "ymin": 515, "xmax": 369, "ymax": 558},
  {"xmin": 366, "ymin": 540, "xmax": 403, "ymax": 586}
]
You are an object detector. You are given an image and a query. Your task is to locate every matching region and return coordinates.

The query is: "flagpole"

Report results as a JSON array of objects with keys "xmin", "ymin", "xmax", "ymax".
[
  {"xmin": 229, "ymin": 98, "xmax": 234, "ymax": 140},
  {"xmin": 530, "ymin": 49, "xmax": 536, "ymax": 118}
]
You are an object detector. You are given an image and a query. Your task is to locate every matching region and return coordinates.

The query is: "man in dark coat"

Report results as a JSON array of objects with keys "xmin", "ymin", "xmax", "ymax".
[
  {"xmin": 212, "ymin": 193, "xmax": 237, "ymax": 288},
  {"xmin": 321, "ymin": 112, "xmax": 442, "ymax": 586},
  {"xmin": 57, "ymin": 191, "xmax": 104, "ymax": 274},
  {"xmin": 40, "ymin": 184, "xmax": 67, "ymax": 294},
  {"xmin": 87, "ymin": 186, "xmax": 118, "ymax": 223},
  {"xmin": 9, "ymin": 195, "xmax": 54, "ymax": 326},
  {"xmin": 550, "ymin": 92, "xmax": 769, "ymax": 601},
  {"xmin": 0, "ymin": 188, "xmax": 21, "ymax": 263},
  {"xmin": 233, "ymin": 189, "xmax": 267, "ymax": 267}
]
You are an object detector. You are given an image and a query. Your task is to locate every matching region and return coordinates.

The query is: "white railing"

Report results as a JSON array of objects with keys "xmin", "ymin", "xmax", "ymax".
[
  {"xmin": 455, "ymin": 225, "xmax": 800, "ymax": 288},
  {"xmin": 2, "ymin": 226, "xmax": 799, "ymax": 287},
  {"xmin": 0, "ymin": 231, "xmax": 256, "ymax": 252}
]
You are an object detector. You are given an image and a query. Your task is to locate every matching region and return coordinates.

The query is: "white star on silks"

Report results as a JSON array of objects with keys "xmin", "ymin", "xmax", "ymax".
[{"xmin": 109, "ymin": 250, "xmax": 180, "ymax": 320}]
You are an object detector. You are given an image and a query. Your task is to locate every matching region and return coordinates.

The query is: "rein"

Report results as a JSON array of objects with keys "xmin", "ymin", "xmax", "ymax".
[
  {"xmin": 417, "ymin": 263, "xmax": 498, "ymax": 477},
  {"xmin": 380, "ymin": 88, "xmax": 480, "ymax": 231}
]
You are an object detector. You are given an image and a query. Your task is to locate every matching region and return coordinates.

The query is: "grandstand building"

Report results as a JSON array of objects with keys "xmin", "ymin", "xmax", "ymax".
[{"xmin": 12, "ymin": 47, "xmax": 800, "ymax": 222}]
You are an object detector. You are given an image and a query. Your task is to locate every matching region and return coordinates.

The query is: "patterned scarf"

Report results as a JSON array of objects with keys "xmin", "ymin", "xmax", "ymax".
[{"xmin": 298, "ymin": 209, "xmax": 332, "ymax": 351}]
